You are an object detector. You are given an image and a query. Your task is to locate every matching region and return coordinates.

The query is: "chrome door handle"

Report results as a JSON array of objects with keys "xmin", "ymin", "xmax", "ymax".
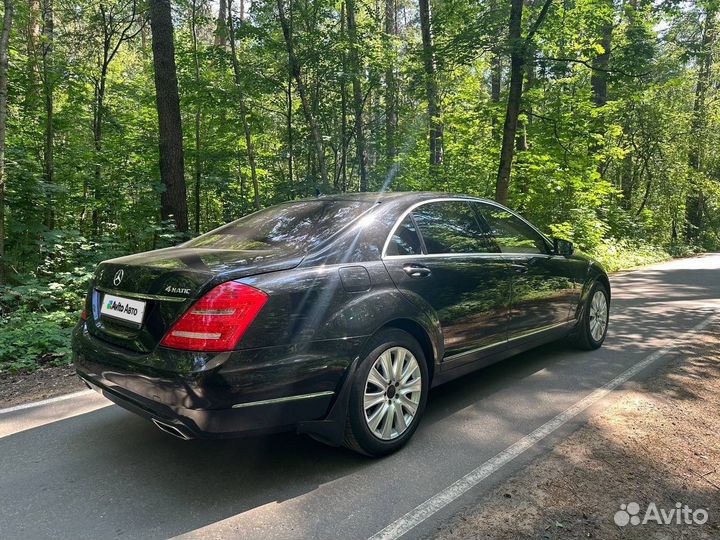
[{"xmin": 402, "ymin": 264, "xmax": 432, "ymax": 278}]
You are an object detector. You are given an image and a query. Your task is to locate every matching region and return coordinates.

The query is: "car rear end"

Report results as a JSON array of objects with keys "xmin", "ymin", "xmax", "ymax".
[{"xmin": 73, "ymin": 198, "xmax": 378, "ymax": 439}]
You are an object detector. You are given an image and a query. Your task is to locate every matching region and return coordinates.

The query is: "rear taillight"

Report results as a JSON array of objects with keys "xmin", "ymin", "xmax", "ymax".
[
  {"xmin": 160, "ymin": 282, "xmax": 268, "ymax": 352},
  {"xmin": 81, "ymin": 309, "xmax": 88, "ymax": 321}
]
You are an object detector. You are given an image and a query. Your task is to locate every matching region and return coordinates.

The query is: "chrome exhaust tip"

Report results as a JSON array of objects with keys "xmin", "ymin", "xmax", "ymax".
[{"xmin": 151, "ymin": 418, "xmax": 193, "ymax": 440}]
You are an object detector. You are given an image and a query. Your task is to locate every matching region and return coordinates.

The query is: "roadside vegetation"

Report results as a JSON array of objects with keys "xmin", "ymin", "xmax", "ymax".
[{"xmin": 0, "ymin": 0, "xmax": 719, "ymax": 372}]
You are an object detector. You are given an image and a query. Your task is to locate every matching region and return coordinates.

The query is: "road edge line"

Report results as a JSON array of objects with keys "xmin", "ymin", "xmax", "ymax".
[
  {"xmin": 0, "ymin": 389, "xmax": 95, "ymax": 416},
  {"xmin": 367, "ymin": 312, "xmax": 717, "ymax": 540}
]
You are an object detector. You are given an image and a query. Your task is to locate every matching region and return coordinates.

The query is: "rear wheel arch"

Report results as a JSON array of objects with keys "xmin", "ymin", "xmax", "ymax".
[
  {"xmin": 594, "ymin": 272, "xmax": 611, "ymax": 302},
  {"xmin": 375, "ymin": 318, "xmax": 437, "ymax": 384}
]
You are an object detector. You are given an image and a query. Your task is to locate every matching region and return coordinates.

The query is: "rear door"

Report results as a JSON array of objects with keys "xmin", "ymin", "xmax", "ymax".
[
  {"xmin": 382, "ymin": 200, "xmax": 511, "ymax": 360},
  {"xmin": 474, "ymin": 202, "xmax": 577, "ymax": 341}
]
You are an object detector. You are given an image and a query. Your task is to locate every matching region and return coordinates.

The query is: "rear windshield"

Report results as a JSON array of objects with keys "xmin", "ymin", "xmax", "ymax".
[{"xmin": 184, "ymin": 199, "xmax": 374, "ymax": 254}]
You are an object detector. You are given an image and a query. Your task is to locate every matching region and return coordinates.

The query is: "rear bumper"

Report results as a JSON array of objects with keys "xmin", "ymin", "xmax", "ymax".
[{"xmin": 72, "ymin": 323, "xmax": 363, "ymax": 441}]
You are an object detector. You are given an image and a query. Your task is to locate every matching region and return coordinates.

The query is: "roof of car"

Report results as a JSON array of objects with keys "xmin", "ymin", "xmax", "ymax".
[{"xmin": 315, "ymin": 191, "xmax": 489, "ymax": 203}]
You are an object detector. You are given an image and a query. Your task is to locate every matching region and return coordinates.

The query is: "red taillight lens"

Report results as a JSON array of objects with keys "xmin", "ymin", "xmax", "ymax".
[
  {"xmin": 160, "ymin": 282, "xmax": 268, "ymax": 352},
  {"xmin": 81, "ymin": 309, "xmax": 88, "ymax": 321}
]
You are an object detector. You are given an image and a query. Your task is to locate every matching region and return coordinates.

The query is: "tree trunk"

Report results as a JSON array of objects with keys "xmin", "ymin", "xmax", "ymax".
[
  {"xmin": 685, "ymin": 7, "xmax": 715, "ymax": 241},
  {"xmin": 91, "ymin": 67, "xmax": 107, "ymax": 235},
  {"xmin": 495, "ymin": 0, "xmax": 524, "ymax": 205},
  {"xmin": 149, "ymin": 0, "xmax": 188, "ymax": 233},
  {"xmin": 228, "ymin": 0, "xmax": 260, "ymax": 210},
  {"xmin": 418, "ymin": 0, "xmax": 443, "ymax": 169},
  {"xmin": 215, "ymin": 0, "xmax": 227, "ymax": 46},
  {"xmin": 27, "ymin": 0, "xmax": 41, "ymax": 100},
  {"xmin": 287, "ymin": 73, "xmax": 294, "ymax": 186},
  {"xmin": 495, "ymin": 0, "xmax": 553, "ymax": 205},
  {"xmin": 346, "ymin": 0, "xmax": 369, "ymax": 192},
  {"xmin": 0, "ymin": 0, "xmax": 13, "ymax": 283},
  {"xmin": 191, "ymin": 0, "xmax": 202, "ymax": 234},
  {"xmin": 277, "ymin": 0, "xmax": 329, "ymax": 192},
  {"xmin": 590, "ymin": 17, "xmax": 611, "ymax": 107},
  {"xmin": 339, "ymin": 1, "xmax": 348, "ymax": 192},
  {"xmin": 42, "ymin": 0, "xmax": 54, "ymax": 229},
  {"xmin": 490, "ymin": 51, "xmax": 501, "ymax": 104},
  {"xmin": 590, "ymin": 0, "xmax": 613, "ymax": 108},
  {"xmin": 384, "ymin": 0, "xmax": 397, "ymax": 161}
]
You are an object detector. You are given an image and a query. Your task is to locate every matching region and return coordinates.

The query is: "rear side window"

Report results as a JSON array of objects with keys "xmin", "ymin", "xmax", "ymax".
[
  {"xmin": 411, "ymin": 201, "xmax": 497, "ymax": 254},
  {"xmin": 476, "ymin": 203, "xmax": 549, "ymax": 254},
  {"xmin": 386, "ymin": 216, "xmax": 423, "ymax": 256},
  {"xmin": 184, "ymin": 199, "xmax": 374, "ymax": 254}
]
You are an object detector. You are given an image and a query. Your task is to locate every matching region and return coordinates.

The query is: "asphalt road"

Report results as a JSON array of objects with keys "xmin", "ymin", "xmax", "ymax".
[{"xmin": 1, "ymin": 255, "xmax": 719, "ymax": 540}]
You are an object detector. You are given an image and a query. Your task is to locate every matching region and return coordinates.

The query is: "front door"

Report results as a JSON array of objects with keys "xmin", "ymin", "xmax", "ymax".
[
  {"xmin": 474, "ymin": 202, "xmax": 576, "ymax": 341},
  {"xmin": 382, "ymin": 200, "xmax": 512, "ymax": 359}
]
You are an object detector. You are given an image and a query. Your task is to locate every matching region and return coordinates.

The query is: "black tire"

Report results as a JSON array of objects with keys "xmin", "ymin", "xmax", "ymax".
[
  {"xmin": 344, "ymin": 328, "xmax": 429, "ymax": 457},
  {"xmin": 568, "ymin": 281, "xmax": 609, "ymax": 350}
]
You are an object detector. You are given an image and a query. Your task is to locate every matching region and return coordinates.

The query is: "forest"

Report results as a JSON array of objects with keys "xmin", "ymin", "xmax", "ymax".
[{"xmin": 0, "ymin": 0, "xmax": 718, "ymax": 371}]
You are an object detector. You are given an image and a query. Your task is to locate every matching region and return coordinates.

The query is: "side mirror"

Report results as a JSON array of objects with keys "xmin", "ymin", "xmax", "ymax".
[{"xmin": 553, "ymin": 238, "xmax": 574, "ymax": 257}]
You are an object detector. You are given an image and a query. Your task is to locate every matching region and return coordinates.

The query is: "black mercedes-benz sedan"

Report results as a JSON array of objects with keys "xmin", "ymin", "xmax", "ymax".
[{"xmin": 73, "ymin": 192, "xmax": 610, "ymax": 456}]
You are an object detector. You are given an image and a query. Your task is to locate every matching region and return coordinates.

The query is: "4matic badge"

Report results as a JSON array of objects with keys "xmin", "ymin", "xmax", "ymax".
[{"xmin": 165, "ymin": 285, "xmax": 191, "ymax": 295}]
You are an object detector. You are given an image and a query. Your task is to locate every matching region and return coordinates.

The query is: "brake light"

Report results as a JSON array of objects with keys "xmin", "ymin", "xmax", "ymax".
[
  {"xmin": 81, "ymin": 309, "xmax": 87, "ymax": 321},
  {"xmin": 160, "ymin": 282, "xmax": 268, "ymax": 352}
]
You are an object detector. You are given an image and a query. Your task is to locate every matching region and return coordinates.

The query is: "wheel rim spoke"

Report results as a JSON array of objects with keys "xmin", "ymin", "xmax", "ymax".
[
  {"xmin": 367, "ymin": 403, "xmax": 388, "ymax": 432},
  {"xmin": 398, "ymin": 393, "xmax": 418, "ymax": 416},
  {"xmin": 393, "ymin": 402, "xmax": 407, "ymax": 433},
  {"xmin": 380, "ymin": 404, "xmax": 394, "ymax": 439},
  {"xmin": 379, "ymin": 352, "xmax": 393, "ymax": 383},
  {"xmin": 364, "ymin": 390, "xmax": 385, "ymax": 411},
  {"xmin": 367, "ymin": 366, "xmax": 388, "ymax": 389},
  {"xmin": 399, "ymin": 379, "xmax": 421, "ymax": 395}
]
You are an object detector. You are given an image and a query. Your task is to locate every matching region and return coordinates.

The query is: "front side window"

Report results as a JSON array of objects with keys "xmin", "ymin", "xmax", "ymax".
[
  {"xmin": 476, "ymin": 203, "xmax": 549, "ymax": 254},
  {"xmin": 386, "ymin": 216, "xmax": 423, "ymax": 256},
  {"xmin": 411, "ymin": 201, "xmax": 496, "ymax": 254},
  {"xmin": 184, "ymin": 199, "xmax": 374, "ymax": 254}
]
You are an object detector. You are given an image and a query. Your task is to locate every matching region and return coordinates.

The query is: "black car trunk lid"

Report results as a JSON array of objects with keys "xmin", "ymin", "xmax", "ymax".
[{"xmin": 87, "ymin": 247, "xmax": 302, "ymax": 353}]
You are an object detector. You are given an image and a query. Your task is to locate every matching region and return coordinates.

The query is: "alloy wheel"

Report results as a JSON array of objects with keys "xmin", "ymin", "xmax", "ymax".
[
  {"xmin": 589, "ymin": 290, "xmax": 608, "ymax": 342},
  {"xmin": 363, "ymin": 346, "xmax": 422, "ymax": 441}
]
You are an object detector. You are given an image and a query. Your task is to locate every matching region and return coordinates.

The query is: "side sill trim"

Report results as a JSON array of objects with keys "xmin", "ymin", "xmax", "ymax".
[
  {"xmin": 443, "ymin": 320, "xmax": 571, "ymax": 362},
  {"xmin": 231, "ymin": 391, "xmax": 335, "ymax": 409}
]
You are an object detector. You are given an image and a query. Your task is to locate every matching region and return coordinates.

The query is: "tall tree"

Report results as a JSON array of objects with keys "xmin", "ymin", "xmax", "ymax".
[
  {"xmin": 418, "ymin": 0, "xmax": 443, "ymax": 168},
  {"xmin": 190, "ymin": 0, "xmax": 202, "ymax": 233},
  {"xmin": 346, "ymin": 0, "xmax": 369, "ymax": 191},
  {"xmin": 0, "ymin": 0, "xmax": 12, "ymax": 283},
  {"xmin": 495, "ymin": 0, "xmax": 553, "ymax": 205},
  {"xmin": 88, "ymin": 0, "xmax": 141, "ymax": 233},
  {"xmin": 685, "ymin": 4, "xmax": 716, "ymax": 240},
  {"xmin": 228, "ymin": 0, "xmax": 260, "ymax": 209},
  {"xmin": 384, "ymin": 0, "xmax": 398, "ymax": 162},
  {"xmin": 214, "ymin": 0, "xmax": 227, "ymax": 46},
  {"xmin": 277, "ymin": 0, "xmax": 330, "ymax": 192},
  {"xmin": 149, "ymin": 0, "xmax": 188, "ymax": 232},
  {"xmin": 41, "ymin": 0, "xmax": 55, "ymax": 229},
  {"xmin": 590, "ymin": 0, "xmax": 613, "ymax": 107}
]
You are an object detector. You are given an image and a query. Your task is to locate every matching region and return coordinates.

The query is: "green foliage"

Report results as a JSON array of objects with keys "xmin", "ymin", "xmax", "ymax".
[
  {"xmin": 0, "ymin": 310, "xmax": 77, "ymax": 373},
  {"xmin": 589, "ymin": 239, "xmax": 672, "ymax": 273},
  {"xmin": 2, "ymin": 0, "xmax": 720, "ymax": 371}
]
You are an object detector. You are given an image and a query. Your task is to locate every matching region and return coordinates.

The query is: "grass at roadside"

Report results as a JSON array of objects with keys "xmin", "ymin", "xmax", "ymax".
[{"xmin": 428, "ymin": 323, "xmax": 720, "ymax": 540}]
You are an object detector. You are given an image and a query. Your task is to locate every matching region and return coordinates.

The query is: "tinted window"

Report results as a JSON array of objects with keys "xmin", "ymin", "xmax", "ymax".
[
  {"xmin": 386, "ymin": 216, "xmax": 422, "ymax": 256},
  {"xmin": 412, "ymin": 201, "xmax": 496, "ymax": 254},
  {"xmin": 477, "ymin": 203, "xmax": 549, "ymax": 254},
  {"xmin": 184, "ymin": 200, "xmax": 373, "ymax": 254}
]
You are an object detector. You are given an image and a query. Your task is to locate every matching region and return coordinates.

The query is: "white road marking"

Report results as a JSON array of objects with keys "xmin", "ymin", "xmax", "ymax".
[
  {"xmin": 0, "ymin": 389, "xmax": 94, "ymax": 416},
  {"xmin": 368, "ymin": 312, "xmax": 717, "ymax": 540}
]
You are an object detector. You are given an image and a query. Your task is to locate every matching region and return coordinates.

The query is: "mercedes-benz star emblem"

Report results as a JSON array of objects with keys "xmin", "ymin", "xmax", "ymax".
[{"xmin": 113, "ymin": 269, "xmax": 124, "ymax": 287}]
